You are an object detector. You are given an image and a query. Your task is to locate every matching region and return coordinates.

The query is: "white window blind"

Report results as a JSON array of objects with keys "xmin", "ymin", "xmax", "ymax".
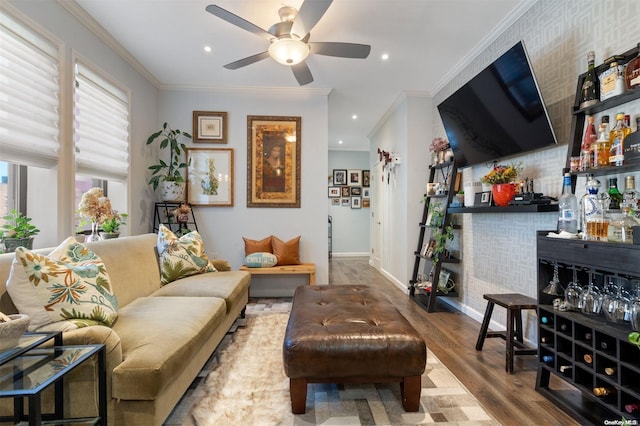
[
  {"xmin": 74, "ymin": 63, "xmax": 129, "ymax": 181},
  {"xmin": 0, "ymin": 11, "xmax": 60, "ymax": 168}
]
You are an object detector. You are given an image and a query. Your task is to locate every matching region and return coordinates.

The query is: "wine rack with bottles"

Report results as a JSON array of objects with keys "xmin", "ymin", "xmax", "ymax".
[{"xmin": 536, "ymin": 231, "xmax": 640, "ymax": 424}]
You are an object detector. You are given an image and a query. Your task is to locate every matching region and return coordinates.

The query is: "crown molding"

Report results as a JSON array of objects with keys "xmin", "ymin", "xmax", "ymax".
[
  {"xmin": 160, "ymin": 84, "xmax": 332, "ymax": 97},
  {"xmin": 431, "ymin": 0, "xmax": 538, "ymax": 95},
  {"xmin": 368, "ymin": 90, "xmax": 430, "ymax": 138},
  {"xmin": 57, "ymin": 0, "xmax": 161, "ymax": 88}
]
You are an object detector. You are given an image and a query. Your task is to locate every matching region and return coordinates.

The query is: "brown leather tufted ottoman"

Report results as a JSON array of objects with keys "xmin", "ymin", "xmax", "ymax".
[{"xmin": 282, "ymin": 285, "xmax": 426, "ymax": 414}]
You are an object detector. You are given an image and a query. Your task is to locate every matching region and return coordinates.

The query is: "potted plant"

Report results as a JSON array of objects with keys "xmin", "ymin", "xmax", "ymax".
[
  {"xmin": 147, "ymin": 122, "xmax": 192, "ymax": 201},
  {"xmin": 100, "ymin": 211, "xmax": 128, "ymax": 240},
  {"xmin": 432, "ymin": 225, "xmax": 454, "ymax": 263},
  {"xmin": 0, "ymin": 209, "xmax": 40, "ymax": 252},
  {"xmin": 480, "ymin": 162, "xmax": 523, "ymax": 207}
]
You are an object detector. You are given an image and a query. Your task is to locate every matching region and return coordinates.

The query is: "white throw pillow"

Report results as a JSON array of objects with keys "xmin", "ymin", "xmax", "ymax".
[
  {"xmin": 157, "ymin": 224, "xmax": 216, "ymax": 285},
  {"xmin": 244, "ymin": 252, "xmax": 277, "ymax": 268}
]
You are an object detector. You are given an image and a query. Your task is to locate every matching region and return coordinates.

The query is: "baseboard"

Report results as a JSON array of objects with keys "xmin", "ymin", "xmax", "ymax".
[{"xmin": 331, "ymin": 252, "xmax": 370, "ymax": 257}]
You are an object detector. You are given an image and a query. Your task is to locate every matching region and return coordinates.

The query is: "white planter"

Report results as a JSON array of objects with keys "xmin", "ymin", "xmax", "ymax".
[
  {"xmin": 464, "ymin": 182, "xmax": 482, "ymax": 207},
  {"xmin": 159, "ymin": 181, "xmax": 185, "ymax": 201}
]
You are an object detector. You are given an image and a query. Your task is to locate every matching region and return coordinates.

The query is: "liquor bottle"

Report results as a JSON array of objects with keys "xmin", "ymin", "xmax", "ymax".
[
  {"xmin": 542, "ymin": 355, "xmax": 554, "ymax": 363},
  {"xmin": 593, "ymin": 117, "xmax": 611, "ymax": 167},
  {"xmin": 624, "ymin": 175, "xmax": 639, "ymax": 210},
  {"xmin": 624, "ymin": 117, "xmax": 640, "ymax": 162},
  {"xmin": 609, "ymin": 113, "xmax": 628, "ymax": 166},
  {"xmin": 607, "ymin": 177, "xmax": 623, "ymax": 209},
  {"xmin": 581, "ymin": 116, "xmax": 597, "ymax": 169},
  {"xmin": 580, "ymin": 51, "xmax": 599, "ymax": 108},
  {"xmin": 581, "ymin": 175, "xmax": 610, "ymax": 241},
  {"xmin": 558, "ymin": 173, "xmax": 578, "ymax": 234},
  {"xmin": 625, "ymin": 42, "xmax": 640, "ymax": 90},
  {"xmin": 583, "ymin": 354, "xmax": 593, "ymax": 364},
  {"xmin": 625, "ymin": 403, "xmax": 640, "ymax": 414},
  {"xmin": 593, "ymin": 387, "xmax": 612, "ymax": 397},
  {"xmin": 607, "ymin": 203, "xmax": 638, "ymax": 243},
  {"xmin": 604, "ymin": 367, "xmax": 616, "ymax": 376},
  {"xmin": 600, "ymin": 60, "xmax": 625, "ymax": 101}
]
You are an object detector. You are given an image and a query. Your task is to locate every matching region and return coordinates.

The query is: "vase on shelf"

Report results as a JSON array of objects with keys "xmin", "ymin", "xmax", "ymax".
[
  {"xmin": 492, "ymin": 183, "xmax": 517, "ymax": 207},
  {"xmin": 85, "ymin": 221, "xmax": 102, "ymax": 243}
]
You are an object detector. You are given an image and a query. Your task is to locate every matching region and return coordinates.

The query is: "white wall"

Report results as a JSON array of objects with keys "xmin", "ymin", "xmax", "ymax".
[
  {"xmin": 328, "ymin": 150, "xmax": 370, "ymax": 256},
  {"xmin": 159, "ymin": 88, "xmax": 330, "ymax": 284}
]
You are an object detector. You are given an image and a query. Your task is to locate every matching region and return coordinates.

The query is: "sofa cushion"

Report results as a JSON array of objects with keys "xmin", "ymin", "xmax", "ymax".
[
  {"xmin": 272, "ymin": 235, "xmax": 301, "ymax": 266},
  {"xmin": 157, "ymin": 224, "xmax": 216, "ymax": 285},
  {"xmin": 111, "ymin": 296, "xmax": 226, "ymax": 400},
  {"xmin": 244, "ymin": 252, "xmax": 277, "ymax": 268},
  {"xmin": 7, "ymin": 237, "xmax": 119, "ymax": 330},
  {"xmin": 151, "ymin": 271, "xmax": 250, "ymax": 314},
  {"xmin": 242, "ymin": 236, "xmax": 272, "ymax": 255}
]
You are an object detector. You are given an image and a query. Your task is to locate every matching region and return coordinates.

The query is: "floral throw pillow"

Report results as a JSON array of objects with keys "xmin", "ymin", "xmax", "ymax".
[
  {"xmin": 157, "ymin": 224, "xmax": 216, "ymax": 285},
  {"xmin": 8, "ymin": 237, "xmax": 119, "ymax": 330}
]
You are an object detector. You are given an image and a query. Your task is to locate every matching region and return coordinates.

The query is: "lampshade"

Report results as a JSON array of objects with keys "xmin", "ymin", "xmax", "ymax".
[{"xmin": 268, "ymin": 38, "xmax": 310, "ymax": 66}]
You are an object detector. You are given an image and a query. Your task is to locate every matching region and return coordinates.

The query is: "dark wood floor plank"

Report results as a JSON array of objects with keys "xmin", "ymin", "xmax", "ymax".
[{"xmin": 328, "ymin": 256, "xmax": 578, "ymax": 426}]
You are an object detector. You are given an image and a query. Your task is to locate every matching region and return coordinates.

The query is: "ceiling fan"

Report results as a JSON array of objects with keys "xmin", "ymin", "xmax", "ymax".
[{"xmin": 205, "ymin": 0, "xmax": 371, "ymax": 86}]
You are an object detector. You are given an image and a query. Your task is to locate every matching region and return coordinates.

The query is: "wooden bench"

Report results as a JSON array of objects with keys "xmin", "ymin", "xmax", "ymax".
[{"xmin": 239, "ymin": 263, "xmax": 316, "ymax": 285}]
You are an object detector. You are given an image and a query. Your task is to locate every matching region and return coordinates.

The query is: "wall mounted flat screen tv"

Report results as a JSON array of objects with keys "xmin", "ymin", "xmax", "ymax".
[{"xmin": 437, "ymin": 41, "xmax": 558, "ymax": 168}]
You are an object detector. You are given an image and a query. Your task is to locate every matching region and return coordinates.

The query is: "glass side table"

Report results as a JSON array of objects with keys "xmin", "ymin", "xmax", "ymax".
[
  {"xmin": 0, "ymin": 342, "xmax": 106, "ymax": 426},
  {"xmin": 0, "ymin": 332, "xmax": 62, "ymax": 365}
]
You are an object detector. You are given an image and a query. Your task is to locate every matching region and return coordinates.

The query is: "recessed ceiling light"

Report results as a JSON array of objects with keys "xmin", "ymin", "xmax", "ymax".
[
  {"xmin": 381, "ymin": 53, "xmax": 389, "ymax": 61},
  {"xmin": 204, "ymin": 45, "xmax": 212, "ymax": 53},
  {"xmin": 352, "ymin": 114, "xmax": 357, "ymax": 120},
  {"xmin": 338, "ymin": 140, "xmax": 343, "ymax": 144}
]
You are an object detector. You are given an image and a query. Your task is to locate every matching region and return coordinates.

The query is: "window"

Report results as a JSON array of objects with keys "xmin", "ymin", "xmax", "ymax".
[{"xmin": 74, "ymin": 61, "xmax": 130, "ymax": 181}]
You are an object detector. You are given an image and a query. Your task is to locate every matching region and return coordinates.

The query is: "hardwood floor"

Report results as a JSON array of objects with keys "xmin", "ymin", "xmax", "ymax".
[{"xmin": 329, "ymin": 256, "xmax": 579, "ymax": 426}]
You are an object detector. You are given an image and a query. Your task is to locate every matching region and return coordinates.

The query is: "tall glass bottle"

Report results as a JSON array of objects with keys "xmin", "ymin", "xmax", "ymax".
[
  {"xmin": 593, "ymin": 117, "xmax": 611, "ymax": 167},
  {"xmin": 558, "ymin": 172, "xmax": 578, "ymax": 234},
  {"xmin": 581, "ymin": 175, "xmax": 610, "ymax": 241},
  {"xmin": 581, "ymin": 116, "xmax": 597, "ymax": 169},
  {"xmin": 580, "ymin": 51, "xmax": 599, "ymax": 109},
  {"xmin": 607, "ymin": 177, "xmax": 623, "ymax": 210},
  {"xmin": 609, "ymin": 113, "xmax": 628, "ymax": 166},
  {"xmin": 624, "ymin": 175, "xmax": 639, "ymax": 210},
  {"xmin": 608, "ymin": 203, "xmax": 638, "ymax": 243}
]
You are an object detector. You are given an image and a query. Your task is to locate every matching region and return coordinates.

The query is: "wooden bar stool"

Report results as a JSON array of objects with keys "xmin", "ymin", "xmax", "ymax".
[{"xmin": 475, "ymin": 293, "xmax": 538, "ymax": 373}]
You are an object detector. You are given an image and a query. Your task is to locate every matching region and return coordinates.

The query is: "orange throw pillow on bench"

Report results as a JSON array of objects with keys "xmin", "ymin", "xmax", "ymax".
[
  {"xmin": 272, "ymin": 235, "xmax": 301, "ymax": 266},
  {"xmin": 243, "ymin": 236, "xmax": 272, "ymax": 255}
]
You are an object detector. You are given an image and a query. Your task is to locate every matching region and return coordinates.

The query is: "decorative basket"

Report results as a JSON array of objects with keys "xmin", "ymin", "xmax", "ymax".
[{"xmin": 0, "ymin": 314, "xmax": 31, "ymax": 351}]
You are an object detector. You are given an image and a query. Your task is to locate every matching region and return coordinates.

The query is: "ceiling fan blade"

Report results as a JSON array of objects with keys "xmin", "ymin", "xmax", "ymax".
[
  {"xmin": 292, "ymin": 62, "xmax": 314, "ymax": 86},
  {"xmin": 290, "ymin": 0, "xmax": 333, "ymax": 39},
  {"xmin": 309, "ymin": 42, "xmax": 371, "ymax": 59},
  {"xmin": 223, "ymin": 52, "xmax": 270, "ymax": 70},
  {"xmin": 205, "ymin": 5, "xmax": 273, "ymax": 41}
]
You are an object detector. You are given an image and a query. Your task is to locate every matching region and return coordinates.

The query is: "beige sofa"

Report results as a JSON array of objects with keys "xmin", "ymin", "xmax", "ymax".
[{"xmin": 0, "ymin": 233, "xmax": 250, "ymax": 425}]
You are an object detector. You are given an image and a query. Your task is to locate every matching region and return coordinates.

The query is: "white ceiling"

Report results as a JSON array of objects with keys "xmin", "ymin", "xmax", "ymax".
[{"xmin": 75, "ymin": 0, "xmax": 529, "ymax": 151}]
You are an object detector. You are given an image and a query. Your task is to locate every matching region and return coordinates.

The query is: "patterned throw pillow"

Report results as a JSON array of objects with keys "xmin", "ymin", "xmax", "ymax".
[
  {"xmin": 7, "ymin": 237, "xmax": 119, "ymax": 330},
  {"xmin": 157, "ymin": 224, "xmax": 216, "ymax": 285},
  {"xmin": 244, "ymin": 252, "xmax": 277, "ymax": 268}
]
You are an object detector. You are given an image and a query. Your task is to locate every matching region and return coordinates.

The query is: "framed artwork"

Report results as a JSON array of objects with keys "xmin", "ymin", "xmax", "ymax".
[
  {"xmin": 247, "ymin": 115, "xmax": 301, "ymax": 208},
  {"xmin": 341, "ymin": 186, "xmax": 350, "ymax": 197},
  {"xmin": 362, "ymin": 170, "xmax": 370, "ymax": 187},
  {"xmin": 333, "ymin": 169, "xmax": 347, "ymax": 185},
  {"xmin": 350, "ymin": 186, "xmax": 361, "ymax": 196},
  {"xmin": 351, "ymin": 196, "xmax": 362, "ymax": 209},
  {"xmin": 348, "ymin": 169, "xmax": 361, "ymax": 186},
  {"xmin": 362, "ymin": 198, "xmax": 370, "ymax": 208},
  {"xmin": 193, "ymin": 111, "xmax": 227, "ymax": 143},
  {"xmin": 475, "ymin": 191, "xmax": 492, "ymax": 206},
  {"xmin": 363, "ymin": 188, "xmax": 370, "ymax": 199},
  {"xmin": 341, "ymin": 198, "xmax": 350, "ymax": 206},
  {"xmin": 328, "ymin": 186, "xmax": 340, "ymax": 198},
  {"xmin": 185, "ymin": 148, "xmax": 233, "ymax": 206},
  {"xmin": 331, "ymin": 198, "xmax": 340, "ymax": 205}
]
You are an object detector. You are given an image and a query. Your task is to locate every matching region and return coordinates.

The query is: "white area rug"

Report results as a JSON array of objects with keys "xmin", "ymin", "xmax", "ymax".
[{"xmin": 186, "ymin": 313, "xmax": 500, "ymax": 425}]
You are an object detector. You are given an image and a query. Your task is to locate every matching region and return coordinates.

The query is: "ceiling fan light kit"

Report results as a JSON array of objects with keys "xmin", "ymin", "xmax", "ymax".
[
  {"xmin": 268, "ymin": 37, "xmax": 310, "ymax": 65},
  {"xmin": 206, "ymin": 0, "xmax": 371, "ymax": 86}
]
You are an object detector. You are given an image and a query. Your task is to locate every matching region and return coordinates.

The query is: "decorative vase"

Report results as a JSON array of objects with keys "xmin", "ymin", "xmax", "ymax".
[
  {"xmin": 85, "ymin": 222, "xmax": 102, "ymax": 243},
  {"xmin": 492, "ymin": 183, "xmax": 517, "ymax": 207},
  {"xmin": 438, "ymin": 150, "xmax": 447, "ymax": 164},
  {"xmin": 0, "ymin": 313, "xmax": 31, "ymax": 350},
  {"xmin": 159, "ymin": 181, "xmax": 186, "ymax": 202}
]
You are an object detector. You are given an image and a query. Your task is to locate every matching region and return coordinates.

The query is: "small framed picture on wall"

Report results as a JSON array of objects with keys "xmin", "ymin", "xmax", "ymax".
[
  {"xmin": 333, "ymin": 169, "xmax": 347, "ymax": 185},
  {"xmin": 351, "ymin": 196, "xmax": 362, "ymax": 209},
  {"xmin": 348, "ymin": 169, "xmax": 361, "ymax": 186},
  {"xmin": 328, "ymin": 186, "xmax": 340, "ymax": 198}
]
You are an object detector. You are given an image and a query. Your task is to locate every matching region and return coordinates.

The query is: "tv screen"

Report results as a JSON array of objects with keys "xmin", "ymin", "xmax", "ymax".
[{"xmin": 437, "ymin": 41, "xmax": 557, "ymax": 168}]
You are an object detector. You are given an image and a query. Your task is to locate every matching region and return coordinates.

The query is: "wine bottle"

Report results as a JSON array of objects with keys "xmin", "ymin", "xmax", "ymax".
[
  {"xmin": 584, "ymin": 332, "xmax": 593, "ymax": 341},
  {"xmin": 625, "ymin": 403, "xmax": 640, "ymax": 414},
  {"xmin": 580, "ymin": 51, "xmax": 599, "ymax": 108},
  {"xmin": 593, "ymin": 387, "xmax": 612, "ymax": 397},
  {"xmin": 604, "ymin": 367, "xmax": 616, "ymax": 376},
  {"xmin": 542, "ymin": 355, "xmax": 554, "ymax": 363},
  {"xmin": 559, "ymin": 365, "xmax": 572, "ymax": 373},
  {"xmin": 600, "ymin": 341, "xmax": 609, "ymax": 350},
  {"xmin": 583, "ymin": 354, "xmax": 593, "ymax": 364},
  {"xmin": 541, "ymin": 336, "xmax": 548, "ymax": 343},
  {"xmin": 541, "ymin": 316, "xmax": 551, "ymax": 324}
]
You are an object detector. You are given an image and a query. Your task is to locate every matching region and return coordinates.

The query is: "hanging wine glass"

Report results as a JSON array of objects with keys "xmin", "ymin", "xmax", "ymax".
[
  {"xmin": 602, "ymin": 275, "xmax": 631, "ymax": 323},
  {"xmin": 564, "ymin": 266, "xmax": 582, "ymax": 311},
  {"xmin": 628, "ymin": 279, "xmax": 640, "ymax": 331},
  {"xmin": 580, "ymin": 270, "xmax": 602, "ymax": 315},
  {"xmin": 543, "ymin": 262, "xmax": 564, "ymax": 296}
]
